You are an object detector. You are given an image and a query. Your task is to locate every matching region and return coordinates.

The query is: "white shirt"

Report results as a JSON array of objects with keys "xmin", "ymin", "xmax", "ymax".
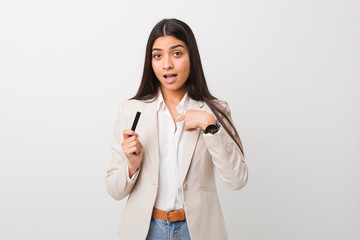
[
  {"xmin": 126, "ymin": 91, "xmax": 190, "ymax": 211},
  {"xmin": 154, "ymin": 91, "xmax": 189, "ymax": 211}
]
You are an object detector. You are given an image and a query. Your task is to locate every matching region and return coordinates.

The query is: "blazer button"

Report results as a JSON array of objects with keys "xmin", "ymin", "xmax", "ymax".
[
  {"xmin": 183, "ymin": 184, "xmax": 188, "ymax": 191},
  {"xmin": 226, "ymin": 147, "xmax": 232, "ymax": 154}
]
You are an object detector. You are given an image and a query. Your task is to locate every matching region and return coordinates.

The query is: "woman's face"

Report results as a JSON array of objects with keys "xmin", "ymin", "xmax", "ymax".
[{"xmin": 151, "ymin": 35, "xmax": 190, "ymax": 95}]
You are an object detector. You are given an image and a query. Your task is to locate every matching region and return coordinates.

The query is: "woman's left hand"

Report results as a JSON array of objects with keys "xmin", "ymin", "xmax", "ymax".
[{"xmin": 176, "ymin": 110, "xmax": 216, "ymax": 132}]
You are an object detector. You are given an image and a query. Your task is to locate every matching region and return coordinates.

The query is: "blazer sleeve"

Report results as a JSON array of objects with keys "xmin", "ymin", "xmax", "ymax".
[
  {"xmin": 202, "ymin": 101, "xmax": 248, "ymax": 190},
  {"xmin": 105, "ymin": 102, "xmax": 140, "ymax": 200}
]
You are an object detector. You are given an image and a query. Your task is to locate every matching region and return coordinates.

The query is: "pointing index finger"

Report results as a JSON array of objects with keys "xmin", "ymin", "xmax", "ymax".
[{"xmin": 176, "ymin": 114, "xmax": 185, "ymax": 122}]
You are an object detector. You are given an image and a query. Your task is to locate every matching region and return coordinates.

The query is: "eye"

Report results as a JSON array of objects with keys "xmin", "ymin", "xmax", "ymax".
[
  {"xmin": 173, "ymin": 51, "xmax": 182, "ymax": 57},
  {"xmin": 153, "ymin": 53, "xmax": 161, "ymax": 59}
]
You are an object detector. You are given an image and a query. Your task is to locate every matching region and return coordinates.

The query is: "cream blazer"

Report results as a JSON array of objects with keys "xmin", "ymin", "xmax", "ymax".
[{"xmin": 106, "ymin": 97, "xmax": 248, "ymax": 240}]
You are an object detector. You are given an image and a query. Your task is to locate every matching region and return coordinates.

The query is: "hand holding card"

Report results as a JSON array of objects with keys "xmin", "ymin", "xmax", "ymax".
[{"xmin": 122, "ymin": 111, "xmax": 143, "ymax": 177}]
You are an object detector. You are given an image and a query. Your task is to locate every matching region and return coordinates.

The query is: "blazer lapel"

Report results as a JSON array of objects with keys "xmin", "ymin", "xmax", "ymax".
[
  {"xmin": 180, "ymin": 98, "xmax": 205, "ymax": 184},
  {"xmin": 136, "ymin": 100, "xmax": 160, "ymax": 183}
]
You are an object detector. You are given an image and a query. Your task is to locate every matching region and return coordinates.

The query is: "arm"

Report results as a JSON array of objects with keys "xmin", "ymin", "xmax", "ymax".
[
  {"xmin": 178, "ymin": 101, "xmax": 248, "ymax": 190},
  {"xmin": 202, "ymin": 102, "xmax": 248, "ymax": 190},
  {"xmin": 105, "ymin": 102, "xmax": 141, "ymax": 200}
]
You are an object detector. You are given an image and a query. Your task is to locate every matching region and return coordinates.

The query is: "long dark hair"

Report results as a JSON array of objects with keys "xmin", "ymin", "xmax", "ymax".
[{"xmin": 131, "ymin": 18, "xmax": 244, "ymax": 156}]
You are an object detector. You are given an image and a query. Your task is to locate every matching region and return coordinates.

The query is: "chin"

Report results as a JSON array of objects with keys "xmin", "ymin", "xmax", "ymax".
[{"xmin": 162, "ymin": 84, "xmax": 184, "ymax": 92}]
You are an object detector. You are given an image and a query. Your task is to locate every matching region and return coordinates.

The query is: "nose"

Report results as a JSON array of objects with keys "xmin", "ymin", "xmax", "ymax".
[{"xmin": 162, "ymin": 55, "xmax": 173, "ymax": 70}]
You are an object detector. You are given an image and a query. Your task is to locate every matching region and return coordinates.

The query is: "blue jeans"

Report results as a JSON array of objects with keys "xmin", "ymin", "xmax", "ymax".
[{"xmin": 146, "ymin": 217, "xmax": 191, "ymax": 240}]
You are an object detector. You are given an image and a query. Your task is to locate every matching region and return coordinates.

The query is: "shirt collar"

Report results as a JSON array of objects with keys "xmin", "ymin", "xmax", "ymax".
[
  {"xmin": 156, "ymin": 90, "xmax": 190, "ymax": 114},
  {"xmin": 156, "ymin": 91, "xmax": 166, "ymax": 112},
  {"xmin": 176, "ymin": 92, "xmax": 190, "ymax": 115}
]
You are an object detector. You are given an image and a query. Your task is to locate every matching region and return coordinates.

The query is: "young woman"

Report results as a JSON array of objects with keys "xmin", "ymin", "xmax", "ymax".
[{"xmin": 106, "ymin": 18, "xmax": 248, "ymax": 240}]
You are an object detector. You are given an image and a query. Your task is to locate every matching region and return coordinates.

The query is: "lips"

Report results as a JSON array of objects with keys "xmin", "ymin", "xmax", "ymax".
[{"xmin": 163, "ymin": 73, "xmax": 177, "ymax": 84}]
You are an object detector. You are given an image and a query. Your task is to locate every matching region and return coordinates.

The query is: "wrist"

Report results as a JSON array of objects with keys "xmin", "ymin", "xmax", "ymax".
[
  {"xmin": 204, "ymin": 120, "xmax": 221, "ymax": 135},
  {"xmin": 201, "ymin": 114, "xmax": 216, "ymax": 131},
  {"xmin": 128, "ymin": 162, "xmax": 139, "ymax": 177}
]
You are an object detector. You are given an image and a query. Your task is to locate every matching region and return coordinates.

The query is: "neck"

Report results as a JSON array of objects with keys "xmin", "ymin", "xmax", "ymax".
[{"xmin": 160, "ymin": 87, "xmax": 187, "ymax": 106}]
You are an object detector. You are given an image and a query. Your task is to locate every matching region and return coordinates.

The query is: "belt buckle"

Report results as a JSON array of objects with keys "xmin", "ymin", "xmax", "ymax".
[{"xmin": 167, "ymin": 210, "xmax": 175, "ymax": 223}]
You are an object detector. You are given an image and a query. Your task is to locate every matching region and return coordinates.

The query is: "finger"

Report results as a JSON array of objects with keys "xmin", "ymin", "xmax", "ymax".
[
  {"xmin": 128, "ymin": 146, "xmax": 140, "ymax": 155},
  {"xmin": 126, "ymin": 140, "xmax": 137, "ymax": 149},
  {"xmin": 123, "ymin": 130, "xmax": 138, "ymax": 140},
  {"xmin": 135, "ymin": 146, "xmax": 142, "ymax": 155},
  {"xmin": 139, "ymin": 140, "xmax": 143, "ymax": 149},
  {"xmin": 176, "ymin": 114, "xmax": 185, "ymax": 122},
  {"xmin": 123, "ymin": 129, "xmax": 138, "ymax": 139},
  {"xmin": 136, "ymin": 138, "xmax": 144, "ymax": 149},
  {"xmin": 136, "ymin": 142, "xmax": 143, "ymax": 151},
  {"xmin": 135, "ymin": 142, "xmax": 139, "ymax": 151},
  {"xmin": 122, "ymin": 135, "xmax": 136, "ymax": 146}
]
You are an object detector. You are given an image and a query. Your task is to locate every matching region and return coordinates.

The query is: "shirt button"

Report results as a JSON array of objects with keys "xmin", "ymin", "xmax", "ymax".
[{"xmin": 183, "ymin": 184, "xmax": 188, "ymax": 191}]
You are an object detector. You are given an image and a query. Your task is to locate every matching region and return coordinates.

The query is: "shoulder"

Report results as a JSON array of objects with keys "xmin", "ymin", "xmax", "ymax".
[
  {"xmin": 121, "ymin": 99, "xmax": 146, "ymax": 108},
  {"xmin": 121, "ymin": 97, "xmax": 158, "ymax": 107},
  {"xmin": 212, "ymin": 99, "xmax": 228, "ymax": 107},
  {"xmin": 117, "ymin": 98, "xmax": 157, "ymax": 117},
  {"xmin": 209, "ymin": 99, "xmax": 231, "ymax": 113}
]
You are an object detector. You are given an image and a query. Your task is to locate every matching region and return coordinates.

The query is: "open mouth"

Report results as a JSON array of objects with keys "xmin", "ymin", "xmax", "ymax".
[
  {"xmin": 163, "ymin": 73, "xmax": 177, "ymax": 84},
  {"xmin": 163, "ymin": 74, "xmax": 177, "ymax": 79}
]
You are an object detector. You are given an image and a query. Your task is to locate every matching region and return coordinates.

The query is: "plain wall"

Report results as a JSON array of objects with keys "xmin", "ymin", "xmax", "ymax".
[{"xmin": 0, "ymin": 0, "xmax": 359, "ymax": 239}]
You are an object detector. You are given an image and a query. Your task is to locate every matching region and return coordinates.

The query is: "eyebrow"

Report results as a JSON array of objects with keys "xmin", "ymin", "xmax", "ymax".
[{"xmin": 152, "ymin": 44, "xmax": 185, "ymax": 51}]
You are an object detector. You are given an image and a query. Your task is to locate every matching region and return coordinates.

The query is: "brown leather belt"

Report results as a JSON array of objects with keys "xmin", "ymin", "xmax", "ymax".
[{"xmin": 152, "ymin": 208, "xmax": 186, "ymax": 222}]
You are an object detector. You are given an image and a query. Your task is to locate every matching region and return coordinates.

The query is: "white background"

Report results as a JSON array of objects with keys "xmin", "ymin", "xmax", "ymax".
[{"xmin": 0, "ymin": 0, "xmax": 359, "ymax": 239}]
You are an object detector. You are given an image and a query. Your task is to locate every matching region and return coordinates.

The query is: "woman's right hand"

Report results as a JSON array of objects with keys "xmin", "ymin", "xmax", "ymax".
[{"xmin": 122, "ymin": 129, "xmax": 143, "ymax": 178}]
